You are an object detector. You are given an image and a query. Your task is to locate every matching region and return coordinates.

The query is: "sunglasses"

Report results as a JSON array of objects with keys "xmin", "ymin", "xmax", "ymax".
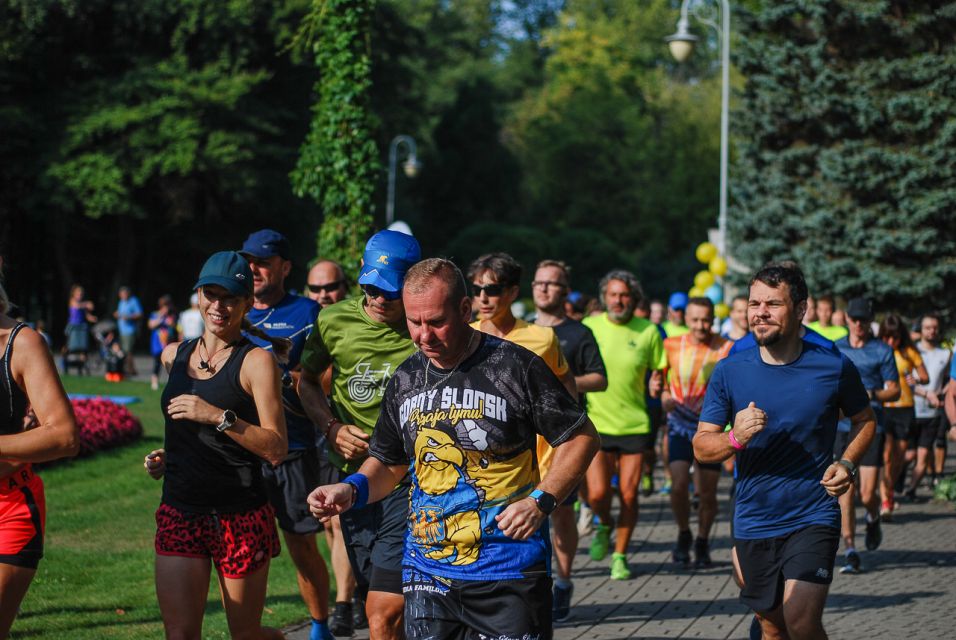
[
  {"xmin": 471, "ymin": 283, "xmax": 506, "ymax": 298},
  {"xmin": 307, "ymin": 280, "xmax": 344, "ymax": 294},
  {"xmin": 361, "ymin": 284, "xmax": 402, "ymax": 301}
]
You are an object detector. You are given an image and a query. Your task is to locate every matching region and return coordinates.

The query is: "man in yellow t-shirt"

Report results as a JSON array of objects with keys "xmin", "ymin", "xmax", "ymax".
[{"xmin": 582, "ymin": 270, "xmax": 666, "ymax": 581}]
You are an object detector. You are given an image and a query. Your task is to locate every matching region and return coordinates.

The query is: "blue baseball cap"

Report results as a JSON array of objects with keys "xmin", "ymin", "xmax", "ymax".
[
  {"xmin": 358, "ymin": 230, "xmax": 421, "ymax": 293},
  {"xmin": 668, "ymin": 292, "xmax": 689, "ymax": 311},
  {"xmin": 194, "ymin": 251, "xmax": 253, "ymax": 297},
  {"xmin": 239, "ymin": 229, "xmax": 291, "ymax": 260}
]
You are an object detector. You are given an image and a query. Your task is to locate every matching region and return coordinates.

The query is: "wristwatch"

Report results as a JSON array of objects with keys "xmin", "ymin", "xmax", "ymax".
[
  {"xmin": 216, "ymin": 409, "xmax": 238, "ymax": 432},
  {"xmin": 529, "ymin": 489, "xmax": 558, "ymax": 515},
  {"xmin": 836, "ymin": 458, "xmax": 857, "ymax": 479}
]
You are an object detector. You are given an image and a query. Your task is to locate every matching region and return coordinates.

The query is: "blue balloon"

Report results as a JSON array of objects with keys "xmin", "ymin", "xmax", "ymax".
[{"xmin": 705, "ymin": 284, "xmax": 724, "ymax": 304}]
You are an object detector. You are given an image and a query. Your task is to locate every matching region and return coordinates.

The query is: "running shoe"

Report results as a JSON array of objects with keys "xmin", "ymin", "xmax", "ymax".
[
  {"xmin": 577, "ymin": 503, "xmax": 594, "ymax": 536},
  {"xmin": 328, "ymin": 601, "xmax": 353, "ymax": 637},
  {"xmin": 352, "ymin": 595, "xmax": 368, "ymax": 630},
  {"xmin": 749, "ymin": 615, "xmax": 762, "ymax": 640},
  {"xmin": 880, "ymin": 499, "xmax": 894, "ymax": 522},
  {"xmin": 590, "ymin": 523, "xmax": 611, "ymax": 561},
  {"xmin": 903, "ymin": 487, "xmax": 917, "ymax": 503},
  {"xmin": 659, "ymin": 480, "xmax": 672, "ymax": 495},
  {"xmin": 839, "ymin": 550, "xmax": 862, "ymax": 574},
  {"xmin": 641, "ymin": 474, "xmax": 654, "ymax": 497},
  {"xmin": 673, "ymin": 529, "xmax": 692, "ymax": 565},
  {"xmin": 694, "ymin": 537, "xmax": 712, "ymax": 568},
  {"xmin": 552, "ymin": 581, "xmax": 574, "ymax": 622},
  {"xmin": 865, "ymin": 515, "xmax": 883, "ymax": 551},
  {"xmin": 610, "ymin": 552, "xmax": 632, "ymax": 580}
]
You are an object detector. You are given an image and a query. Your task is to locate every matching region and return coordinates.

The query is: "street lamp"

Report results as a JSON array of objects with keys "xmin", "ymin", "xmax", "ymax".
[
  {"xmin": 666, "ymin": 0, "xmax": 730, "ymax": 259},
  {"xmin": 386, "ymin": 135, "xmax": 422, "ymax": 227}
]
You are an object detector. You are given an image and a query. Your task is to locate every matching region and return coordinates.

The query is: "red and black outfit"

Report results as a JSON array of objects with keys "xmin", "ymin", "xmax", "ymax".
[
  {"xmin": 155, "ymin": 338, "xmax": 279, "ymax": 578},
  {"xmin": 0, "ymin": 323, "xmax": 45, "ymax": 569}
]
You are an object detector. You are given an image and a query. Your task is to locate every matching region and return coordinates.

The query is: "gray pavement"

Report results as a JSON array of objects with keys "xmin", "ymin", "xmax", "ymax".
[{"xmin": 285, "ymin": 463, "xmax": 956, "ymax": 640}]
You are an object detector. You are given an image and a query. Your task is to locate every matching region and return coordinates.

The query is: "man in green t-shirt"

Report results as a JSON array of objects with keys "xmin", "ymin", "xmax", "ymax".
[
  {"xmin": 299, "ymin": 230, "xmax": 420, "ymax": 640},
  {"xmin": 807, "ymin": 294, "xmax": 849, "ymax": 342},
  {"xmin": 582, "ymin": 269, "xmax": 666, "ymax": 580}
]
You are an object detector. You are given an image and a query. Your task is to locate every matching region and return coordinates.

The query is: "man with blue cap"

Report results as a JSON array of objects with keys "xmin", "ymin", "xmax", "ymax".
[
  {"xmin": 299, "ymin": 229, "xmax": 420, "ymax": 640},
  {"xmin": 236, "ymin": 229, "xmax": 335, "ymax": 640},
  {"xmin": 662, "ymin": 292, "xmax": 690, "ymax": 338}
]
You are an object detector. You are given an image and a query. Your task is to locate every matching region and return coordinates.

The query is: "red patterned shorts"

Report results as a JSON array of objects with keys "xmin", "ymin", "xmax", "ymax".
[
  {"xmin": 0, "ymin": 466, "xmax": 45, "ymax": 569},
  {"xmin": 155, "ymin": 502, "xmax": 280, "ymax": 579}
]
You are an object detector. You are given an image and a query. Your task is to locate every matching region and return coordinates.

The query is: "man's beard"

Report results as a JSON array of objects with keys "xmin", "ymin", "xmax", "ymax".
[
  {"xmin": 754, "ymin": 326, "xmax": 782, "ymax": 346},
  {"xmin": 607, "ymin": 306, "xmax": 634, "ymax": 323}
]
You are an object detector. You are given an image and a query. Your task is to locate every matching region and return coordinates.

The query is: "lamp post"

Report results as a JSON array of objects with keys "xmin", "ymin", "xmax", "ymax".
[
  {"xmin": 386, "ymin": 135, "xmax": 422, "ymax": 227},
  {"xmin": 666, "ymin": 0, "xmax": 730, "ymax": 258}
]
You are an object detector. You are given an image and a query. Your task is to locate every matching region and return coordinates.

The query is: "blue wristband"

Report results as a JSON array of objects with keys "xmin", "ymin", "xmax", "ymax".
[{"xmin": 343, "ymin": 473, "xmax": 370, "ymax": 510}]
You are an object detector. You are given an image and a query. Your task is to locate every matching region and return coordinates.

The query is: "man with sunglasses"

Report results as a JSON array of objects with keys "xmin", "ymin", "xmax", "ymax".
[
  {"xmin": 305, "ymin": 260, "xmax": 349, "ymax": 308},
  {"xmin": 299, "ymin": 229, "xmax": 420, "ymax": 640},
  {"xmin": 236, "ymin": 229, "xmax": 334, "ymax": 640}
]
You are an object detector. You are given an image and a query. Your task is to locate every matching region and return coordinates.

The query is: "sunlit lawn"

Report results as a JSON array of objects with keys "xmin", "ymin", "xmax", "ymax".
[{"xmin": 15, "ymin": 376, "xmax": 326, "ymax": 639}]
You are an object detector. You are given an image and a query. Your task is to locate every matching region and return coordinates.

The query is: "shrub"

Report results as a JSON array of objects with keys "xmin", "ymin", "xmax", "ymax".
[{"xmin": 71, "ymin": 398, "xmax": 143, "ymax": 457}]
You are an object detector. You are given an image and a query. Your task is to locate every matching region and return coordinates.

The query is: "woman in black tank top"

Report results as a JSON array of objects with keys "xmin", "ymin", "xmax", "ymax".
[
  {"xmin": 0, "ymin": 272, "xmax": 79, "ymax": 639},
  {"xmin": 143, "ymin": 252, "xmax": 287, "ymax": 640}
]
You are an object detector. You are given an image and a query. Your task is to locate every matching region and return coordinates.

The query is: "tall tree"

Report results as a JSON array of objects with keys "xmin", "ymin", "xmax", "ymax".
[
  {"xmin": 732, "ymin": 1, "xmax": 956, "ymax": 316},
  {"xmin": 292, "ymin": 0, "xmax": 379, "ymax": 278}
]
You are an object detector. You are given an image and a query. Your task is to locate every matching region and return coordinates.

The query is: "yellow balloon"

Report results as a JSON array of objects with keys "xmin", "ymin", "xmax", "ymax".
[
  {"xmin": 696, "ymin": 242, "xmax": 717, "ymax": 264},
  {"xmin": 689, "ymin": 287, "xmax": 705, "ymax": 298},
  {"xmin": 694, "ymin": 270, "xmax": 715, "ymax": 290},
  {"xmin": 714, "ymin": 302, "xmax": 730, "ymax": 319},
  {"xmin": 709, "ymin": 256, "xmax": 728, "ymax": 277}
]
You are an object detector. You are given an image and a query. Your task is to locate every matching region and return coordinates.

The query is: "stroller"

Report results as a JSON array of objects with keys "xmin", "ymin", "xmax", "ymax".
[{"xmin": 91, "ymin": 320, "xmax": 127, "ymax": 381}]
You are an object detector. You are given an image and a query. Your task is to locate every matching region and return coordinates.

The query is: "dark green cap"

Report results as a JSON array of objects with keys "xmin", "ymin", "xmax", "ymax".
[{"xmin": 194, "ymin": 251, "xmax": 253, "ymax": 297}]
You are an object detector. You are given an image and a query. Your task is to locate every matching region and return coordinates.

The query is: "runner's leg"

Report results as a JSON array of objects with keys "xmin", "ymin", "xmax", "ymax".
[
  {"xmin": 614, "ymin": 451, "xmax": 644, "ymax": 555},
  {"xmin": 155, "ymin": 555, "xmax": 211, "ymax": 640},
  {"xmin": 218, "ymin": 563, "xmax": 284, "ymax": 640},
  {"xmin": 0, "ymin": 564, "xmax": 35, "ymax": 639}
]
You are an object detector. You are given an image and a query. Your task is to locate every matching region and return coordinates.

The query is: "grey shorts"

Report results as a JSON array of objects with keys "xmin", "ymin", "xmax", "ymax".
[{"xmin": 262, "ymin": 448, "xmax": 324, "ymax": 535}]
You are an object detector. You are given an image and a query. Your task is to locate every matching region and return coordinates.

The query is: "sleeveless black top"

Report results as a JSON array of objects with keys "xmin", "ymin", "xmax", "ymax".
[
  {"xmin": 160, "ymin": 338, "xmax": 267, "ymax": 514},
  {"xmin": 0, "ymin": 324, "xmax": 29, "ymax": 436}
]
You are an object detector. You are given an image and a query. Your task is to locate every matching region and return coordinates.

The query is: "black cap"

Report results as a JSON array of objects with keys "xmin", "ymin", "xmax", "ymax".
[{"xmin": 846, "ymin": 297, "xmax": 872, "ymax": 321}]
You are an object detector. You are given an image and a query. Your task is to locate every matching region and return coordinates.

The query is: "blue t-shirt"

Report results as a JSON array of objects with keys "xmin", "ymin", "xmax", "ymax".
[
  {"xmin": 728, "ymin": 326, "xmax": 835, "ymax": 355},
  {"xmin": 116, "ymin": 296, "xmax": 143, "ymax": 336},
  {"xmin": 951, "ymin": 347, "xmax": 956, "ymax": 379},
  {"xmin": 700, "ymin": 342, "xmax": 869, "ymax": 539},
  {"xmin": 245, "ymin": 293, "xmax": 320, "ymax": 450},
  {"xmin": 834, "ymin": 337, "xmax": 898, "ymax": 433}
]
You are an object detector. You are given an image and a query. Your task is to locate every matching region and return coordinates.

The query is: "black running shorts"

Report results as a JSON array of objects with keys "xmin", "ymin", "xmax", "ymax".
[
  {"xmin": 339, "ymin": 482, "xmax": 409, "ymax": 596},
  {"xmin": 600, "ymin": 433, "xmax": 653, "ymax": 454},
  {"xmin": 402, "ymin": 566, "xmax": 552, "ymax": 640},
  {"xmin": 262, "ymin": 448, "xmax": 324, "ymax": 535},
  {"xmin": 735, "ymin": 525, "xmax": 839, "ymax": 613},
  {"xmin": 833, "ymin": 430, "xmax": 885, "ymax": 467}
]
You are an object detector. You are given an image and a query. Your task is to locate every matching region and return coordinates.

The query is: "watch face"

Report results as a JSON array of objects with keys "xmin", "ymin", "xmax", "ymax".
[
  {"xmin": 224, "ymin": 410, "xmax": 237, "ymax": 424},
  {"xmin": 537, "ymin": 492, "xmax": 557, "ymax": 514}
]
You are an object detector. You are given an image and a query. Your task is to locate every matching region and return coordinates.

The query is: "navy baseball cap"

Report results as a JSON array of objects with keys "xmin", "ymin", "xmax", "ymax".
[
  {"xmin": 239, "ymin": 229, "xmax": 291, "ymax": 260},
  {"xmin": 194, "ymin": 251, "xmax": 253, "ymax": 297},
  {"xmin": 358, "ymin": 230, "xmax": 421, "ymax": 293},
  {"xmin": 668, "ymin": 292, "xmax": 689, "ymax": 311},
  {"xmin": 846, "ymin": 297, "xmax": 872, "ymax": 321}
]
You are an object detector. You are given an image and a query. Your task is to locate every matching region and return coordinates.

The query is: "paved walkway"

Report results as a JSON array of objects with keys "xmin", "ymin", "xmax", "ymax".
[{"xmin": 285, "ymin": 466, "xmax": 956, "ymax": 640}]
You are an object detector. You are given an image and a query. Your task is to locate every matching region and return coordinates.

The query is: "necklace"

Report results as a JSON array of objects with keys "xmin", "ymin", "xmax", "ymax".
[
  {"xmin": 424, "ymin": 331, "xmax": 479, "ymax": 390},
  {"xmin": 198, "ymin": 337, "xmax": 239, "ymax": 373}
]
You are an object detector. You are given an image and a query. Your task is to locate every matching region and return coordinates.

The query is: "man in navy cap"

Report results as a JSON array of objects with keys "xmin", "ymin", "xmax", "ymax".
[
  {"xmin": 239, "ymin": 229, "xmax": 335, "ymax": 640},
  {"xmin": 299, "ymin": 230, "xmax": 421, "ymax": 640}
]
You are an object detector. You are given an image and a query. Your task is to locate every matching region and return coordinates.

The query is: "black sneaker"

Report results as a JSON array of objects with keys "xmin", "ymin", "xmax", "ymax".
[
  {"xmin": 673, "ymin": 530, "xmax": 692, "ymax": 565},
  {"xmin": 352, "ymin": 595, "xmax": 368, "ymax": 630},
  {"xmin": 865, "ymin": 516, "xmax": 883, "ymax": 551},
  {"xmin": 552, "ymin": 581, "xmax": 574, "ymax": 622},
  {"xmin": 694, "ymin": 537, "xmax": 712, "ymax": 568},
  {"xmin": 329, "ymin": 601, "xmax": 353, "ymax": 637}
]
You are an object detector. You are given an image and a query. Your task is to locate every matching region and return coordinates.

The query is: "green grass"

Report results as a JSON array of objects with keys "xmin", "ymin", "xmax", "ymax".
[{"xmin": 15, "ymin": 376, "xmax": 328, "ymax": 639}]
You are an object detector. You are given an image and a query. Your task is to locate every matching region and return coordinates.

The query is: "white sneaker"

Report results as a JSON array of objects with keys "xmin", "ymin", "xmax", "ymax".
[{"xmin": 576, "ymin": 504, "xmax": 593, "ymax": 536}]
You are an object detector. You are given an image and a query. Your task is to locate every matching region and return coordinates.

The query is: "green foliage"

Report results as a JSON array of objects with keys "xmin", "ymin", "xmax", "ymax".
[
  {"xmin": 292, "ymin": 0, "xmax": 379, "ymax": 278},
  {"xmin": 732, "ymin": 1, "xmax": 956, "ymax": 317},
  {"xmin": 935, "ymin": 473, "xmax": 956, "ymax": 504}
]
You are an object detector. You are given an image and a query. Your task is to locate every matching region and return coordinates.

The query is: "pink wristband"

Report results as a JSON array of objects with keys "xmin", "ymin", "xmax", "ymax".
[{"xmin": 728, "ymin": 429, "xmax": 746, "ymax": 451}]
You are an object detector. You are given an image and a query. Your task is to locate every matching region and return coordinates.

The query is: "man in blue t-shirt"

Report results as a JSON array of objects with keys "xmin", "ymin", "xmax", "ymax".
[
  {"xmin": 833, "ymin": 297, "xmax": 900, "ymax": 574},
  {"xmin": 694, "ymin": 263, "xmax": 875, "ymax": 640},
  {"xmin": 239, "ymin": 229, "xmax": 333, "ymax": 640},
  {"xmin": 114, "ymin": 286, "xmax": 143, "ymax": 375}
]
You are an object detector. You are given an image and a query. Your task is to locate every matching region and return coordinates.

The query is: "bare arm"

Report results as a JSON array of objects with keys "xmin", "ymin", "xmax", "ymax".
[
  {"xmin": 298, "ymin": 368, "xmax": 370, "ymax": 460},
  {"xmin": 307, "ymin": 455, "xmax": 406, "ymax": 522},
  {"xmin": 693, "ymin": 401, "xmax": 767, "ymax": 464},
  {"xmin": 574, "ymin": 372, "xmax": 607, "ymax": 393},
  {"xmin": 0, "ymin": 327, "xmax": 78, "ymax": 462},
  {"xmin": 873, "ymin": 379, "xmax": 900, "ymax": 404},
  {"xmin": 496, "ymin": 419, "xmax": 601, "ymax": 541},
  {"xmin": 946, "ymin": 379, "xmax": 956, "ymax": 437}
]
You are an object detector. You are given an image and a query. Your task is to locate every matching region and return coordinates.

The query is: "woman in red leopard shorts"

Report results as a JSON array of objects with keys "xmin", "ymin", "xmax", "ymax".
[
  {"xmin": 144, "ymin": 251, "xmax": 288, "ymax": 639},
  {"xmin": 0, "ymin": 262, "xmax": 79, "ymax": 639}
]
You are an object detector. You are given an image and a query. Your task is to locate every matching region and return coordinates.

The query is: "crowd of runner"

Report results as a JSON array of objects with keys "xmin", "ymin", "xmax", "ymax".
[{"xmin": 0, "ymin": 229, "xmax": 953, "ymax": 640}]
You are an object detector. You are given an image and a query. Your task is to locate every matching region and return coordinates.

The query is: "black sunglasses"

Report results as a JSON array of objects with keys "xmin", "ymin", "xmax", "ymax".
[
  {"xmin": 307, "ymin": 280, "xmax": 345, "ymax": 294},
  {"xmin": 361, "ymin": 284, "xmax": 402, "ymax": 301},
  {"xmin": 471, "ymin": 283, "xmax": 506, "ymax": 297}
]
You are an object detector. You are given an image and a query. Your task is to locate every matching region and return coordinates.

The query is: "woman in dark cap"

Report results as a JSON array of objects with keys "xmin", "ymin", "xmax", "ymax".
[{"xmin": 144, "ymin": 251, "xmax": 288, "ymax": 639}]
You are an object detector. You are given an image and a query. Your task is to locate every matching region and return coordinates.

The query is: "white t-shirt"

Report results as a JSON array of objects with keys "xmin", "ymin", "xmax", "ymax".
[
  {"xmin": 914, "ymin": 343, "xmax": 951, "ymax": 418},
  {"xmin": 178, "ymin": 309, "xmax": 204, "ymax": 341}
]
